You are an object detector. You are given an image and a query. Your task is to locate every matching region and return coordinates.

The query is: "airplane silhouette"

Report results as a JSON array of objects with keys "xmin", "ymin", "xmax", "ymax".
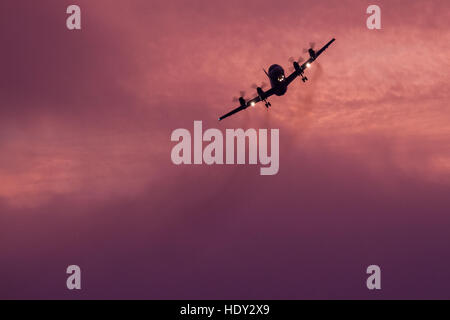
[{"xmin": 219, "ymin": 38, "xmax": 335, "ymax": 121}]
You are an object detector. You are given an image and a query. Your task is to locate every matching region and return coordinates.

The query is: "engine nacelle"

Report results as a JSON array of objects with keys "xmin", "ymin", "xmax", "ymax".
[
  {"xmin": 293, "ymin": 61, "xmax": 301, "ymax": 73},
  {"xmin": 239, "ymin": 97, "xmax": 246, "ymax": 107},
  {"xmin": 308, "ymin": 48, "xmax": 316, "ymax": 59},
  {"xmin": 257, "ymin": 87, "xmax": 264, "ymax": 98}
]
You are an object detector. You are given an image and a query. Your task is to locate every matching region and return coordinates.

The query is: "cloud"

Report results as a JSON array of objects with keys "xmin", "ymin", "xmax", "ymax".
[
  {"xmin": 0, "ymin": 0, "xmax": 449, "ymax": 207},
  {"xmin": 0, "ymin": 0, "xmax": 449, "ymax": 298}
]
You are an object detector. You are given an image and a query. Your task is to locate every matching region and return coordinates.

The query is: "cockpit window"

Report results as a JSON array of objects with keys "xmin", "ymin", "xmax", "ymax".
[{"xmin": 278, "ymin": 74, "xmax": 285, "ymax": 82}]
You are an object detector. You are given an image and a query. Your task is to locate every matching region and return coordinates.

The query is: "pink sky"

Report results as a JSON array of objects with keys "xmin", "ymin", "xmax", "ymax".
[{"xmin": 0, "ymin": 0, "xmax": 449, "ymax": 299}]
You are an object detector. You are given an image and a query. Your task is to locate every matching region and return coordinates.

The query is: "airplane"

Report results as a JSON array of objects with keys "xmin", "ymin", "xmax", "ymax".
[{"xmin": 219, "ymin": 38, "xmax": 335, "ymax": 121}]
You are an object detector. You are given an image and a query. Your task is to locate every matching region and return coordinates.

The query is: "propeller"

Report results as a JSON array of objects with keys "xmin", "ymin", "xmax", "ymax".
[
  {"xmin": 232, "ymin": 91, "xmax": 247, "ymax": 102},
  {"xmin": 251, "ymin": 82, "xmax": 267, "ymax": 89},
  {"xmin": 303, "ymin": 42, "xmax": 316, "ymax": 53},
  {"xmin": 288, "ymin": 56, "xmax": 304, "ymax": 64},
  {"xmin": 288, "ymin": 56, "xmax": 305, "ymax": 72},
  {"xmin": 232, "ymin": 82, "xmax": 267, "ymax": 104}
]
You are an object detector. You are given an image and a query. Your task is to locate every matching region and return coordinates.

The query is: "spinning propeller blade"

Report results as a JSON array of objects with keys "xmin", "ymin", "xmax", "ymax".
[{"xmin": 251, "ymin": 82, "xmax": 267, "ymax": 89}]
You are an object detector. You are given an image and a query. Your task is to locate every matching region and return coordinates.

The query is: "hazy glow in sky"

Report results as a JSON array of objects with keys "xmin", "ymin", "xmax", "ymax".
[{"xmin": 0, "ymin": 0, "xmax": 449, "ymax": 299}]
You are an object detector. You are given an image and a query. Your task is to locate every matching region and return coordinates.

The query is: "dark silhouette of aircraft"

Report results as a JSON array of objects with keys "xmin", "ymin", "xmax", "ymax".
[{"xmin": 219, "ymin": 38, "xmax": 335, "ymax": 121}]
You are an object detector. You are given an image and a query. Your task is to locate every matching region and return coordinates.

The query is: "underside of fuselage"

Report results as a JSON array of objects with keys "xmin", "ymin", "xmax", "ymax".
[{"xmin": 268, "ymin": 64, "xmax": 288, "ymax": 96}]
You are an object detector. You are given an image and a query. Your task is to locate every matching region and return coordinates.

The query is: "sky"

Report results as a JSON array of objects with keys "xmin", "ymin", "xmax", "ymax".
[{"xmin": 0, "ymin": 0, "xmax": 449, "ymax": 299}]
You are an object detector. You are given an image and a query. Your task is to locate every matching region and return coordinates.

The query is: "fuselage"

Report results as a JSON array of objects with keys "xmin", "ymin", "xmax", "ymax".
[{"xmin": 268, "ymin": 64, "xmax": 288, "ymax": 96}]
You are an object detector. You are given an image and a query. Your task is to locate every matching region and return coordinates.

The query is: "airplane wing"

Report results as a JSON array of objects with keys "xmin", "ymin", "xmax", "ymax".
[
  {"xmin": 285, "ymin": 68, "xmax": 300, "ymax": 86},
  {"xmin": 285, "ymin": 38, "xmax": 335, "ymax": 86},
  {"xmin": 219, "ymin": 88, "xmax": 276, "ymax": 121},
  {"xmin": 218, "ymin": 105, "xmax": 247, "ymax": 121},
  {"xmin": 314, "ymin": 38, "xmax": 335, "ymax": 59}
]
